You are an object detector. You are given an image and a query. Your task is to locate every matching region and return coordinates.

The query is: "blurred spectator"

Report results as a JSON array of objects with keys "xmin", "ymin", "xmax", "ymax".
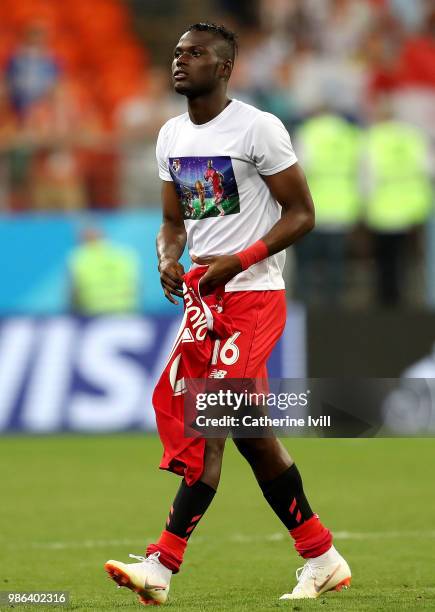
[
  {"xmin": 30, "ymin": 146, "xmax": 85, "ymax": 211},
  {"xmin": 364, "ymin": 8, "xmax": 405, "ymax": 103},
  {"xmin": 366, "ymin": 2, "xmax": 435, "ymax": 135},
  {"xmin": 68, "ymin": 227, "xmax": 140, "ymax": 315},
  {"xmin": 259, "ymin": 0, "xmax": 323, "ymax": 40},
  {"xmin": 396, "ymin": 1, "xmax": 435, "ymax": 89},
  {"xmin": 232, "ymin": 27, "xmax": 290, "ymax": 97},
  {"xmin": 21, "ymin": 78, "xmax": 102, "ymax": 211},
  {"xmin": 389, "ymin": 0, "xmax": 425, "ymax": 31},
  {"xmin": 365, "ymin": 101, "xmax": 433, "ymax": 305},
  {"xmin": 115, "ymin": 67, "xmax": 184, "ymax": 206},
  {"xmin": 294, "ymin": 111, "xmax": 363, "ymax": 304},
  {"xmin": 254, "ymin": 58, "xmax": 296, "ymax": 127},
  {"xmin": 5, "ymin": 22, "xmax": 61, "ymax": 118},
  {"xmin": 227, "ymin": 31, "xmax": 261, "ymax": 106},
  {"xmin": 268, "ymin": 38, "xmax": 368, "ymax": 122},
  {"xmin": 319, "ymin": 0, "xmax": 374, "ymax": 57}
]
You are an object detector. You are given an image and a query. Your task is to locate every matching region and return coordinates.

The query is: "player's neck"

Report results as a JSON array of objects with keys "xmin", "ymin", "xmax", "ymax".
[{"xmin": 187, "ymin": 92, "xmax": 232, "ymax": 125}]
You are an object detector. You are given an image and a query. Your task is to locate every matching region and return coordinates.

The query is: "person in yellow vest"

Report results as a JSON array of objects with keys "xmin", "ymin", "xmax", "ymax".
[
  {"xmin": 366, "ymin": 107, "xmax": 432, "ymax": 306},
  {"xmin": 68, "ymin": 227, "xmax": 140, "ymax": 314},
  {"xmin": 294, "ymin": 111, "xmax": 363, "ymax": 304}
]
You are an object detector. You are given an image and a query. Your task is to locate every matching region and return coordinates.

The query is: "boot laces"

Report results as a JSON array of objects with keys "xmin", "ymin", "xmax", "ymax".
[
  {"xmin": 129, "ymin": 552, "xmax": 161, "ymax": 566},
  {"xmin": 295, "ymin": 561, "xmax": 316, "ymax": 584}
]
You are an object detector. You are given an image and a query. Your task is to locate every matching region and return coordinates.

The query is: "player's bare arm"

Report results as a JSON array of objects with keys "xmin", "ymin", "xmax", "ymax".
[
  {"xmin": 194, "ymin": 163, "xmax": 315, "ymax": 295},
  {"xmin": 261, "ymin": 162, "xmax": 315, "ymax": 251},
  {"xmin": 157, "ymin": 180, "xmax": 187, "ymax": 305}
]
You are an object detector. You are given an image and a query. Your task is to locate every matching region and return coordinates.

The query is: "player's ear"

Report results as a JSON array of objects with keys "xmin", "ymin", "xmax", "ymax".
[{"xmin": 220, "ymin": 59, "xmax": 233, "ymax": 79}]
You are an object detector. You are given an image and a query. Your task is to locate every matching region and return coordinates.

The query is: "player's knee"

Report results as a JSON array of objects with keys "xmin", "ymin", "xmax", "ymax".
[
  {"xmin": 202, "ymin": 438, "xmax": 226, "ymax": 488},
  {"xmin": 204, "ymin": 438, "xmax": 226, "ymax": 462},
  {"xmin": 233, "ymin": 437, "xmax": 271, "ymax": 461}
]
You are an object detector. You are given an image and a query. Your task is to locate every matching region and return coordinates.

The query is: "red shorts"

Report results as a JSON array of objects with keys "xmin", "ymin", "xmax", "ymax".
[{"xmin": 208, "ymin": 290, "xmax": 286, "ymax": 379}]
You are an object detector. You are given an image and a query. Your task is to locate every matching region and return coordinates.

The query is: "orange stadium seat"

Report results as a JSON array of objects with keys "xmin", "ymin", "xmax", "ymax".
[
  {"xmin": 66, "ymin": 0, "xmax": 129, "ymax": 37},
  {"xmin": 1, "ymin": 0, "xmax": 148, "ymax": 124},
  {"xmin": 92, "ymin": 40, "xmax": 146, "ymax": 71},
  {"xmin": 98, "ymin": 70, "xmax": 143, "ymax": 109},
  {"xmin": 0, "ymin": 32, "xmax": 17, "ymax": 69},
  {"xmin": 3, "ymin": 0, "xmax": 62, "ymax": 30},
  {"xmin": 51, "ymin": 35, "xmax": 84, "ymax": 75}
]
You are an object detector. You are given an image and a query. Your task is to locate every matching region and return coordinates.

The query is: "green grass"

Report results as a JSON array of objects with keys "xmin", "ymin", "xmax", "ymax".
[{"xmin": 1, "ymin": 435, "xmax": 435, "ymax": 611}]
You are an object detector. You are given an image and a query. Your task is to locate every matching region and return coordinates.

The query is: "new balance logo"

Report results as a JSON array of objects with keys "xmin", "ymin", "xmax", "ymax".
[{"xmin": 209, "ymin": 369, "xmax": 227, "ymax": 378}]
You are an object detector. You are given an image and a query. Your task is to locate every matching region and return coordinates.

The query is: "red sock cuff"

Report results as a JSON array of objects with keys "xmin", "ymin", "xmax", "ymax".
[
  {"xmin": 146, "ymin": 530, "xmax": 187, "ymax": 573},
  {"xmin": 289, "ymin": 515, "xmax": 333, "ymax": 558},
  {"xmin": 235, "ymin": 239, "xmax": 269, "ymax": 271}
]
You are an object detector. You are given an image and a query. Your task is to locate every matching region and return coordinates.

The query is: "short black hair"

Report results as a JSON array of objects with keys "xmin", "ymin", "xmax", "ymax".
[{"xmin": 186, "ymin": 22, "xmax": 238, "ymax": 62}]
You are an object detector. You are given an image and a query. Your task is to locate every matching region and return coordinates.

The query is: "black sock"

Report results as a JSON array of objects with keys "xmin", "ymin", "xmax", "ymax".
[
  {"xmin": 165, "ymin": 479, "xmax": 216, "ymax": 540},
  {"xmin": 260, "ymin": 464, "xmax": 313, "ymax": 530}
]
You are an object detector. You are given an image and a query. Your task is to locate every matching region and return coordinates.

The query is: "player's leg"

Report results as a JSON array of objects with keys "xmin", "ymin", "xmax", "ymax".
[
  {"xmin": 214, "ymin": 190, "xmax": 225, "ymax": 215},
  {"xmin": 105, "ymin": 438, "xmax": 226, "ymax": 604},
  {"xmin": 234, "ymin": 435, "xmax": 319, "ymax": 544},
  {"xmin": 233, "ymin": 435, "xmax": 350, "ymax": 598},
  {"xmin": 146, "ymin": 437, "xmax": 225, "ymax": 562},
  {"xmin": 221, "ymin": 290, "xmax": 350, "ymax": 599}
]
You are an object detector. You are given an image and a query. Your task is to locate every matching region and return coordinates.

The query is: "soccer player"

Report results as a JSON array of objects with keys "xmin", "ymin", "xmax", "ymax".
[
  {"xmin": 204, "ymin": 159, "xmax": 225, "ymax": 215},
  {"xmin": 105, "ymin": 22, "xmax": 351, "ymax": 604}
]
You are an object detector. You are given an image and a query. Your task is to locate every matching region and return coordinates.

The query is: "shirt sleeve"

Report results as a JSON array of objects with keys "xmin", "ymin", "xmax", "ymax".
[
  {"xmin": 248, "ymin": 112, "xmax": 298, "ymax": 175},
  {"xmin": 155, "ymin": 123, "xmax": 173, "ymax": 181}
]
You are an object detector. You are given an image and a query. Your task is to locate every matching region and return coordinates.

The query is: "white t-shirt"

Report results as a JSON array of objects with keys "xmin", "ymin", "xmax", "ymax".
[{"xmin": 156, "ymin": 99, "xmax": 297, "ymax": 291}]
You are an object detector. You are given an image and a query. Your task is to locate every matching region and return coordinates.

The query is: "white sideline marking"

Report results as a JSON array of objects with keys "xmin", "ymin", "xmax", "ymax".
[
  {"xmin": 333, "ymin": 530, "xmax": 435, "ymax": 540},
  {"xmin": 229, "ymin": 531, "xmax": 435, "ymax": 543},
  {"xmin": 12, "ymin": 530, "xmax": 435, "ymax": 550}
]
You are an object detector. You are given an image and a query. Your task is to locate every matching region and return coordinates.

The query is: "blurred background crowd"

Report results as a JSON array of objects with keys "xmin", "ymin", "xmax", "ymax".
[{"xmin": 1, "ymin": 0, "xmax": 435, "ymax": 311}]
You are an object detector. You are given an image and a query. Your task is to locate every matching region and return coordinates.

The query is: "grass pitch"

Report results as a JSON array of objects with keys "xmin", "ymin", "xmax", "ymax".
[{"xmin": 1, "ymin": 435, "xmax": 435, "ymax": 611}]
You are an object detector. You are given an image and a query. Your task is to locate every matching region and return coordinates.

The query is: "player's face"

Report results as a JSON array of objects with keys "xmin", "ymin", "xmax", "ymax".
[{"xmin": 172, "ymin": 31, "xmax": 230, "ymax": 97}]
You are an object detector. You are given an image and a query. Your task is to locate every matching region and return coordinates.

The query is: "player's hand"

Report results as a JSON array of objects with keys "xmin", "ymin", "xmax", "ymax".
[
  {"xmin": 191, "ymin": 254, "xmax": 242, "ymax": 296},
  {"xmin": 159, "ymin": 258, "xmax": 185, "ymax": 305}
]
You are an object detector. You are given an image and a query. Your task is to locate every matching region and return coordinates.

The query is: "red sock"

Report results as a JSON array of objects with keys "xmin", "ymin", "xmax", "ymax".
[
  {"xmin": 146, "ymin": 530, "xmax": 187, "ymax": 573},
  {"xmin": 289, "ymin": 515, "xmax": 332, "ymax": 558}
]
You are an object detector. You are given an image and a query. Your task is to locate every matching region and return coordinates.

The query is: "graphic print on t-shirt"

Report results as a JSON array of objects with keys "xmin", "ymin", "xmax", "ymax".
[{"xmin": 169, "ymin": 156, "xmax": 240, "ymax": 220}]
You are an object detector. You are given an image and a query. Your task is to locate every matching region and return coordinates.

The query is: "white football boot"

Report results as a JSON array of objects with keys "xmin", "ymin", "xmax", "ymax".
[
  {"xmin": 105, "ymin": 552, "xmax": 172, "ymax": 606},
  {"xmin": 280, "ymin": 546, "xmax": 351, "ymax": 600}
]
